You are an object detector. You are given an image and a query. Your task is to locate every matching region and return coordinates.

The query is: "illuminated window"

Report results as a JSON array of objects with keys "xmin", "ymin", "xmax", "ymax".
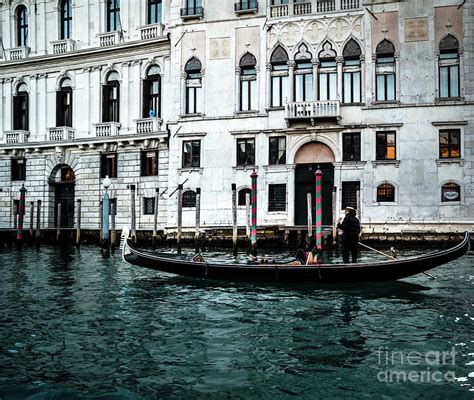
[
  {"xmin": 377, "ymin": 183, "xmax": 395, "ymax": 202},
  {"xmin": 439, "ymin": 130, "xmax": 460, "ymax": 159},
  {"xmin": 376, "ymin": 131, "xmax": 396, "ymax": 160}
]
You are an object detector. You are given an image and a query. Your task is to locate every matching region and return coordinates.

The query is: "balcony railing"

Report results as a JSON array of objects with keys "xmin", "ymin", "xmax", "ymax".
[
  {"xmin": 317, "ymin": 0, "xmax": 335, "ymax": 12},
  {"xmin": 294, "ymin": 2, "xmax": 311, "ymax": 15},
  {"xmin": 235, "ymin": 1, "xmax": 258, "ymax": 13},
  {"xmin": 341, "ymin": 0, "xmax": 360, "ymax": 10},
  {"xmin": 98, "ymin": 31, "xmax": 120, "ymax": 47},
  {"xmin": 51, "ymin": 39, "xmax": 76, "ymax": 54},
  {"xmin": 4, "ymin": 130, "xmax": 29, "ymax": 144},
  {"xmin": 180, "ymin": 6, "xmax": 204, "ymax": 19},
  {"xmin": 9, "ymin": 47, "xmax": 30, "ymax": 61},
  {"xmin": 94, "ymin": 122, "xmax": 121, "ymax": 137},
  {"xmin": 270, "ymin": 0, "xmax": 360, "ymax": 18},
  {"xmin": 135, "ymin": 117, "xmax": 162, "ymax": 134},
  {"xmin": 47, "ymin": 127, "xmax": 75, "ymax": 141},
  {"xmin": 271, "ymin": 4, "xmax": 288, "ymax": 18},
  {"xmin": 285, "ymin": 100, "xmax": 340, "ymax": 121},
  {"xmin": 140, "ymin": 23, "xmax": 163, "ymax": 40}
]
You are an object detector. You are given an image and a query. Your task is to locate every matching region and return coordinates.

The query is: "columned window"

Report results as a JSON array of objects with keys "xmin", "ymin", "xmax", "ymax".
[
  {"xmin": 143, "ymin": 65, "xmax": 161, "ymax": 118},
  {"xmin": 184, "ymin": 57, "xmax": 202, "ymax": 114},
  {"xmin": 239, "ymin": 52, "xmax": 257, "ymax": 111},
  {"xmin": 377, "ymin": 183, "xmax": 395, "ymax": 202},
  {"xmin": 375, "ymin": 40, "xmax": 396, "ymax": 102},
  {"xmin": 16, "ymin": 5, "xmax": 28, "ymax": 47},
  {"xmin": 439, "ymin": 34, "xmax": 460, "ymax": 99},
  {"xmin": 148, "ymin": 0, "xmax": 162, "ymax": 24},
  {"xmin": 107, "ymin": 0, "xmax": 120, "ymax": 32},
  {"xmin": 13, "ymin": 83, "xmax": 29, "ymax": 131},
  {"xmin": 294, "ymin": 43, "xmax": 313, "ymax": 102},
  {"xmin": 102, "ymin": 71, "xmax": 120, "ymax": 122},
  {"xmin": 60, "ymin": 0, "xmax": 72, "ymax": 40},
  {"xmin": 56, "ymin": 78, "xmax": 73, "ymax": 127},
  {"xmin": 270, "ymin": 45, "xmax": 289, "ymax": 107},
  {"xmin": 318, "ymin": 42, "xmax": 337, "ymax": 101},
  {"xmin": 343, "ymin": 39, "xmax": 361, "ymax": 103}
]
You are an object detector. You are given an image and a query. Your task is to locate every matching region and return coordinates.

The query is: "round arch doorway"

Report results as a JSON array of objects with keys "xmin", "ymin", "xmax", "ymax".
[
  {"xmin": 49, "ymin": 164, "xmax": 75, "ymax": 228},
  {"xmin": 294, "ymin": 142, "xmax": 335, "ymax": 226}
]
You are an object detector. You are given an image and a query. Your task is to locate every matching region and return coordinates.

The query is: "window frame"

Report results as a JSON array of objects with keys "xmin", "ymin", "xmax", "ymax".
[
  {"xmin": 439, "ymin": 129, "xmax": 461, "ymax": 159},
  {"xmin": 56, "ymin": 85, "xmax": 73, "ymax": 127},
  {"xmin": 375, "ymin": 131, "xmax": 397, "ymax": 161},
  {"xmin": 182, "ymin": 190, "xmax": 197, "ymax": 208},
  {"xmin": 236, "ymin": 138, "xmax": 255, "ymax": 167},
  {"xmin": 100, "ymin": 152, "xmax": 118, "ymax": 178},
  {"xmin": 102, "ymin": 77, "xmax": 120, "ymax": 123},
  {"xmin": 11, "ymin": 158, "xmax": 27, "ymax": 181},
  {"xmin": 143, "ymin": 197, "xmax": 155, "ymax": 215},
  {"xmin": 182, "ymin": 140, "xmax": 201, "ymax": 168},
  {"xmin": 16, "ymin": 5, "xmax": 28, "ymax": 47},
  {"xmin": 342, "ymin": 132, "xmax": 361, "ymax": 161},
  {"xmin": 141, "ymin": 149, "xmax": 159, "ymax": 176},
  {"xmin": 143, "ymin": 70, "xmax": 161, "ymax": 118},
  {"xmin": 268, "ymin": 184, "xmax": 286, "ymax": 212},
  {"xmin": 269, "ymin": 136, "xmax": 286, "ymax": 165},
  {"xmin": 341, "ymin": 181, "xmax": 360, "ymax": 210},
  {"xmin": 238, "ymin": 188, "xmax": 251, "ymax": 206},
  {"xmin": 106, "ymin": 0, "xmax": 121, "ymax": 33},
  {"xmin": 376, "ymin": 183, "xmax": 395, "ymax": 203},
  {"xmin": 13, "ymin": 90, "xmax": 29, "ymax": 131},
  {"xmin": 147, "ymin": 0, "xmax": 162, "ymax": 25},
  {"xmin": 60, "ymin": 0, "xmax": 72, "ymax": 40}
]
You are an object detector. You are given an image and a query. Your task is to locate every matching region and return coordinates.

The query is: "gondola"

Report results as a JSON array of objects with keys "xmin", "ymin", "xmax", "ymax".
[{"xmin": 120, "ymin": 229, "xmax": 470, "ymax": 283}]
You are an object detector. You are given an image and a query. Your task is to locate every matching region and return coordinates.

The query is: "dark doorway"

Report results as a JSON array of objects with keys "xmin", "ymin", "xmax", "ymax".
[
  {"xmin": 52, "ymin": 166, "xmax": 75, "ymax": 228},
  {"xmin": 295, "ymin": 163, "xmax": 334, "ymax": 226}
]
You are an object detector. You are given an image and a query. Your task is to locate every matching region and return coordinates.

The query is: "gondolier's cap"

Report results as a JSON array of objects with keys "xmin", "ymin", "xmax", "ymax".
[{"xmin": 345, "ymin": 206, "xmax": 357, "ymax": 214}]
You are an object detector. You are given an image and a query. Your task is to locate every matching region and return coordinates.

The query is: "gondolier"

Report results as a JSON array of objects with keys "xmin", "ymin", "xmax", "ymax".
[{"xmin": 337, "ymin": 207, "xmax": 361, "ymax": 263}]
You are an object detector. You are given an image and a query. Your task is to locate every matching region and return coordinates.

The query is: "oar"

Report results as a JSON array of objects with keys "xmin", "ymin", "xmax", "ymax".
[{"xmin": 358, "ymin": 242, "xmax": 436, "ymax": 280}]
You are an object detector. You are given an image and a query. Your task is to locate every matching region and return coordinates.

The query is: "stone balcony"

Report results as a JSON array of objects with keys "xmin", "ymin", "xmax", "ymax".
[
  {"xmin": 140, "ymin": 23, "xmax": 163, "ymax": 40},
  {"xmin": 97, "ymin": 31, "xmax": 121, "ymax": 47},
  {"xmin": 4, "ymin": 130, "xmax": 29, "ymax": 144},
  {"xmin": 270, "ymin": 0, "xmax": 360, "ymax": 18},
  {"xmin": 51, "ymin": 39, "xmax": 76, "ymax": 54},
  {"xmin": 94, "ymin": 122, "xmax": 121, "ymax": 137},
  {"xmin": 47, "ymin": 127, "xmax": 75, "ymax": 141},
  {"xmin": 9, "ymin": 46, "xmax": 30, "ymax": 61},
  {"xmin": 180, "ymin": 6, "xmax": 204, "ymax": 19},
  {"xmin": 135, "ymin": 117, "xmax": 162, "ymax": 134},
  {"xmin": 285, "ymin": 100, "xmax": 340, "ymax": 124}
]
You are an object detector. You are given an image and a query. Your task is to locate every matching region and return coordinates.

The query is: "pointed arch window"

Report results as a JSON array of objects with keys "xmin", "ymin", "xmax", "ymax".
[
  {"xmin": 107, "ymin": 0, "xmax": 121, "ymax": 32},
  {"xmin": 13, "ymin": 83, "xmax": 29, "ymax": 131},
  {"xmin": 377, "ymin": 183, "xmax": 395, "ymax": 203},
  {"xmin": 56, "ymin": 78, "xmax": 73, "ymax": 127},
  {"xmin": 343, "ymin": 39, "xmax": 361, "ymax": 103},
  {"xmin": 60, "ymin": 0, "xmax": 72, "ymax": 40},
  {"xmin": 439, "ymin": 35, "xmax": 460, "ymax": 99},
  {"xmin": 102, "ymin": 71, "xmax": 120, "ymax": 122},
  {"xmin": 239, "ymin": 52, "xmax": 257, "ymax": 111},
  {"xmin": 270, "ymin": 46, "xmax": 289, "ymax": 107},
  {"xmin": 148, "ymin": 0, "xmax": 162, "ymax": 24},
  {"xmin": 143, "ymin": 65, "xmax": 161, "ymax": 118},
  {"xmin": 185, "ymin": 57, "xmax": 202, "ymax": 114},
  {"xmin": 16, "ymin": 5, "xmax": 28, "ymax": 47},
  {"xmin": 294, "ymin": 43, "xmax": 313, "ymax": 102},
  {"xmin": 318, "ymin": 42, "xmax": 337, "ymax": 101},
  {"xmin": 375, "ymin": 40, "xmax": 396, "ymax": 101}
]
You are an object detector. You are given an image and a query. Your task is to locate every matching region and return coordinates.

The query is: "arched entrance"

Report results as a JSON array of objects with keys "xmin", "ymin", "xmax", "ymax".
[
  {"xmin": 49, "ymin": 164, "xmax": 75, "ymax": 228},
  {"xmin": 294, "ymin": 142, "xmax": 335, "ymax": 226}
]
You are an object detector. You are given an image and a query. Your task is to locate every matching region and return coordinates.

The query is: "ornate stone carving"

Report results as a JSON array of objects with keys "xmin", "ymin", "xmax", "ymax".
[
  {"xmin": 319, "ymin": 42, "xmax": 336, "ymax": 59},
  {"xmin": 439, "ymin": 34, "xmax": 459, "ymax": 51},
  {"xmin": 270, "ymin": 45, "xmax": 288, "ymax": 64},
  {"xmin": 343, "ymin": 38, "xmax": 362, "ymax": 58},
  {"xmin": 295, "ymin": 43, "xmax": 312, "ymax": 61},
  {"xmin": 280, "ymin": 23, "xmax": 302, "ymax": 48},
  {"xmin": 239, "ymin": 52, "xmax": 257, "ymax": 68},
  {"xmin": 184, "ymin": 56, "xmax": 202, "ymax": 72},
  {"xmin": 376, "ymin": 39, "xmax": 395, "ymax": 55}
]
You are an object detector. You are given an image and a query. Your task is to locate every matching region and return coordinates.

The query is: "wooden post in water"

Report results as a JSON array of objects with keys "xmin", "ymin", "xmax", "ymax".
[
  {"xmin": 130, "ymin": 184, "xmax": 137, "ymax": 243},
  {"xmin": 177, "ymin": 184, "xmax": 183, "ymax": 254},
  {"xmin": 76, "ymin": 199, "xmax": 81, "ymax": 247},
  {"xmin": 35, "ymin": 200, "xmax": 41, "ymax": 246},
  {"xmin": 29, "ymin": 201, "xmax": 34, "ymax": 240},
  {"xmin": 102, "ymin": 186, "xmax": 110, "ymax": 257},
  {"xmin": 13, "ymin": 199, "xmax": 18, "ymax": 230},
  {"xmin": 250, "ymin": 170, "xmax": 258, "ymax": 257},
  {"xmin": 232, "ymin": 184, "xmax": 237, "ymax": 256},
  {"xmin": 110, "ymin": 200, "xmax": 116, "ymax": 252},
  {"xmin": 306, "ymin": 192, "xmax": 312, "ymax": 249},
  {"xmin": 56, "ymin": 202, "xmax": 62, "ymax": 243},
  {"xmin": 284, "ymin": 229, "xmax": 290, "ymax": 247},
  {"xmin": 195, "ymin": 187, "xmax": 201, "ymax": 253},
  {"xmin": 16, "ymin": 185, "xmax": 26, "ymax": 250},
  {"xmin": 245, "ymin": 192, "xmax": 251, "ymax": 254},
  {"xmin": 332, "ymin": 186, "xmax": 337, "ymax": 245},
  {"xmin": 99, "ymin": 200, "xmax": 103, "ymax": 243},
  {"xmin": 153, "ymin": 188, "xmax": 159, "ymax": 247}
]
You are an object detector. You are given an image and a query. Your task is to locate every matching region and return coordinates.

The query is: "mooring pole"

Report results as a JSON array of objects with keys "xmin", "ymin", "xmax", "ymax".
[
  {"xmin": 250, "ymin": 170, "xmax": 258, "ymax": 257},
  {"xmin": 130, "ymin": 184, "xmax": 137, "ymax": 243},
  {"xmin": 76, "ymin": 199, "xmax": 81, "ymax": 248},
  {"xmin": 153, "ymin": 188, "xmax": 159, "ymax": 248},
  {"xmin": 195, "ymin": 187, "xmax": 201, "ymax": 253},
  {"xmin": 315, "ymin": 168, "xmax": 323, "ymax": 251},
  {"xmin": 110, "ymin": 199, "xmax": 116, "ymax": 252},
  {"xmin": 101, "ymin": 177, "xmax": 111, "ymax": 257},
  {"xmin": 13, "ymin": 199, "xmax": 18, "ymax": 230},
  {"xmin": 99, "ymin": 200, "xmax": 103, "ymax": 243},
  {"xmin": 56, "ymin": 202, "xmax": 62, "ymax": 243},
  {"xmin": 332, "ymin": 186, "xmax": 337, "ymax": 245},
  {"xmin": 306, "ymin": 192, "xmax": 312, "ymax": 249},
  {"xmin": 16, "ymin": 185, "xmax": 26, "ymax": 250},
  {"xmin": 177, "ymin": 184, "xmax": 183, "ymax": 254},
  {"xmin": 35, "ymin": 200, "xmax": 41, "ymax": 246},
  {"xmin": 232, "ymin": 183, "xmax": 238, "ymax": 256},
  {"xmin": 245, "ymin": 192, "xmax": 251, "ymax": 254},
  {"xmin": 29, "ymin": 201, "xmax": 34, "ymax": 240}
]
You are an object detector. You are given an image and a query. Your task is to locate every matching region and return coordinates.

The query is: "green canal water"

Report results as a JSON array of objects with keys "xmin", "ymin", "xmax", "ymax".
[{"xmin": 0, "ymin": 245, "xmax": 472, "ymax": 399}]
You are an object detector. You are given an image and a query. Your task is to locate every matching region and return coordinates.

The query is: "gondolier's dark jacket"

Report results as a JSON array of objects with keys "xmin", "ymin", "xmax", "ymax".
[{"xmin": 337, "ymin": 215, "xmax": 361, "ymax": 241}]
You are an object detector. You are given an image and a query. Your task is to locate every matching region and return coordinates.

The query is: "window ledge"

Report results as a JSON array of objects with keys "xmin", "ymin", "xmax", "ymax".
[
  {"xmin": 265, "ymin": 106, "xmax": 285, "ymax": 112},
  {"xmin": 233, "ymin": 165, "xmax": 258, "ymax": 172},
  {"xmin": 372, "ymin": 160, "xmax": 400, "ymax": 168},
  {"xmin": 372, "ymin": 100, "xmax": 400, "ymax": 105},
  {"xmin": 435, "ymin": 97, "xmax": 465, "ymax": 104},
  {"xmin": 436, "ymin": 158, "xmax": 463, "ymax": 167},
  {"xmin": 178, "ymin": 167, "xmax": 203, "ymax": 175},
  {"xmin": 340, "ymin": 161, "xmax": 366, "ymax": 170},
  {"xmin": 373, "ymin": 202, "xmax": 398, "ymax": 206},
  {"xmin": 179, "ymin": 113, "xmax": 203, "ymax": 120},
  {"xmin": 267, "ymin": 211, "xmax": 288, "ymax": 215},
  {"xmin": 341, "ymin": 102, "xmax": 365, "ymax": 107},
  {"xmin": 263, "ymin": 164, "xmax": 287, "ymax": 172},
  {"xmin": 236, "ymin": 110, "xmax": 259, "ymax": 116},
  {"xmin": 439, "ymin": 201, "xmax": 462, "ymax": 206}
]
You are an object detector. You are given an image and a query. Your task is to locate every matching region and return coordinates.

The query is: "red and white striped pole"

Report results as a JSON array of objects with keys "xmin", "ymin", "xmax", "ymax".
[
  {"xmin": 16, "ymin": 184, "xmax": 26, "ymax": 250},
  {"xmin": 315, "ymin": 168, "xmax": 323, "ymax": 250},
  {"xmin": 250, "ymin": 170, "xmax": 258, "ymax": 257}
]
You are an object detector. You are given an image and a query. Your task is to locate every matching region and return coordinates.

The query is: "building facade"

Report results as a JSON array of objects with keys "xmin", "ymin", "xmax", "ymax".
[{"xmin": 0, "ymin": 0, "xmax": 473, "ymax": 236}]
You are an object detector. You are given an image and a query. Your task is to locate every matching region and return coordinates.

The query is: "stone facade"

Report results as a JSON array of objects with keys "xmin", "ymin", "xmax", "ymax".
[{"xmin": 0, "ymin": 0, "xmax": 473, "ymax": 235}]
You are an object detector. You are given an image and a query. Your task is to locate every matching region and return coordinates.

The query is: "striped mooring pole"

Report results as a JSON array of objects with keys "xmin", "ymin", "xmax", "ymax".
[
  {"xmin": 250, "ymin": 170, "xmax": 258, "ymax": 257},
  {"xmin": 315, "ymin": 168, "xmax": 323, "ymax": 251},
  {"xmin": 16, "ymin": 184, "xmax": 26, "ymax": 250}
]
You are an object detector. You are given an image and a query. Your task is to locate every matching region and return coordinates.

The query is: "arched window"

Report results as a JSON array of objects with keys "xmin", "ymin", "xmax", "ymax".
[
  {"xmin": 56, "ymin": 78, "xmax": 73, "ymax": 127},
  {"xmin": 294, "ymin": 43, "xmax": 313, "ymax": 102},
  {"xmin": 13, "ymin": 83, "xmax": 29, "ymax": 131},
  {"xmin": 106, "ymin": 0, "xmax": 120, "ymax": 32},
  {"xmin": 318, "ymin": 42, "xmax": 337, "ymax": 101},
  {"xmin": 148, "ymin": 0, "xmax": 162, "ymax": 24},
  {"xmin": 143, "ymin": 65, "xmax": 161, "ymax": 118},
  {"xmin": 238, "ymin": 188, "xmax": 251, "ymax": 206},
  {"xmin": 184, "ymin": 57, "xmax": 202, "ymax": 114},
  {"xmin": 182, "ymin": 190, "xmax": 197, "ymax": 208},
  {"xmin": 16, "ymin": 5, "xmax": 28, "ymax": 47},
  {"xmin": 270, "ymin": 45, "xmax": 289, "ymax": 107},
  {"xmin": 60, "ymin": 0, "xmax": 72, "ymax": 40},
  {"xmin": 441, "ymin": 182, "xmax": 461, "ymax": 203},
  {"xmin": 102, "ymin": 71, "xmax": 120, "ymax": 122},
  {"xmin": 439, "ymin": 34, "xmax": 460, "ymax": 99},
  {"xmin": 376, "ymin": 183, "xmax": 395, "ymax": 203},
  {"xmin": 375, "ymin": 39, "xmax": 396, "ymax": 101},
  {"xmin": 343, "ymin": 39, "xmax": 361, "ymax": 104},
  {"xmin": 239, "ymin": 52, "xmax": 257, "ymax": 111}
]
